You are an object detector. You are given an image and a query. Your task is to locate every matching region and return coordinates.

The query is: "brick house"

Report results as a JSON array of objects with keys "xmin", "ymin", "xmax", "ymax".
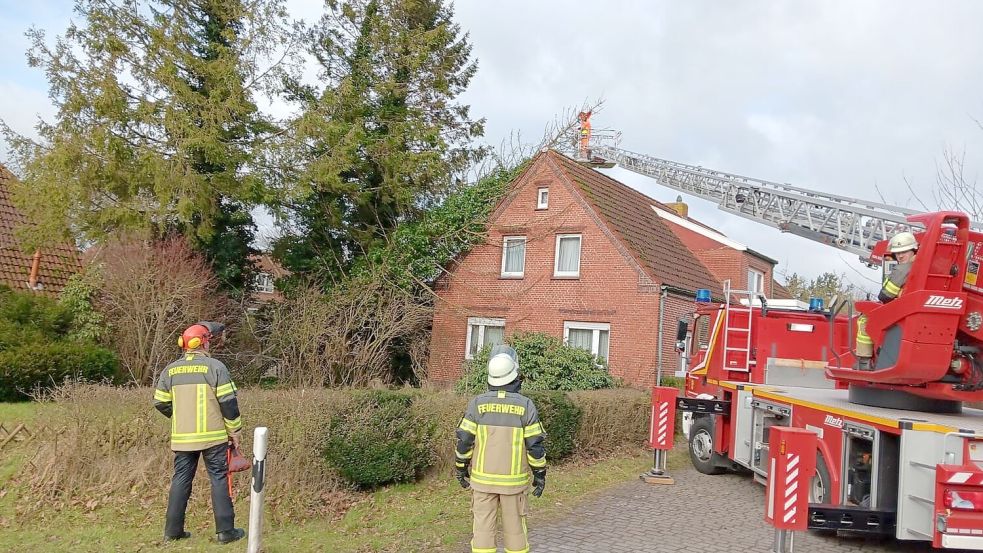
[
  {"xmin": 427, "ymin": 149, "xmax": 786, "ymax": 386},
  {"xmin": 0, "ymin": 164, "xmax": 80, "ymax": 296},
  {"xmin": 249, "ymin": 254, "xmax": 287, "ymax": 307}
]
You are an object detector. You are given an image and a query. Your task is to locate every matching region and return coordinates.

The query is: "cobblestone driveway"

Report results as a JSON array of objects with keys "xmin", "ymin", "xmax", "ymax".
[{"xmin": 523, "ymin": 466, "xmax": 952, "ymax": 553}]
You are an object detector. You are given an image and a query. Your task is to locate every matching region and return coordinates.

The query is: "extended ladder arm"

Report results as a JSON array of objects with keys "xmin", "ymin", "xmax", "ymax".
[{"xmin": 592, "ymin": 145, "xmax": 924, "ymax": 262}]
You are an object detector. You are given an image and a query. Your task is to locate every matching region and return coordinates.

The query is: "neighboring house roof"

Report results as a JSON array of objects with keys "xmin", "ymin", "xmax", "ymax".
[
  {"xmin": 0, "ymin": 165, "xmax": 81, "ymax": 296},
  {"xmin": 543, "ymin": 150, "xmax": 725, "ymax": 297},
  {"xmin": 772, "ymin": 280, "xmax": 793, "ymax": 300},
  {"xmin": 251, "ymin": 254, "xmax": 289, "ymax": 279}
]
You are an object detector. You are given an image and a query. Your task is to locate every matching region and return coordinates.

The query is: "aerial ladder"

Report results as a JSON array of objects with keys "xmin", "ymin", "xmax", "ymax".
[
  {"xmin": 571, "ymin": 112, "xmax": 982, "ymax": 264},
  {"xmin": 569, "ymin": 112, "xmax": 983, "ymax": 410}
]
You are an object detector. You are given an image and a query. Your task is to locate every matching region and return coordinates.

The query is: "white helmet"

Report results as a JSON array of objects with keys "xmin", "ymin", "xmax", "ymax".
[
  {"xmin": 888, "ymin": 231, "xmax": 917, "ymax": 254},
  {"xmin": 487, "ymin": 345, "xmax": 519, "ymax": 386}
]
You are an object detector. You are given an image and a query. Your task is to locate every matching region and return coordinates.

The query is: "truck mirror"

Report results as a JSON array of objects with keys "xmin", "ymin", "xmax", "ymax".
[{"xmin": 676, "ymin": 319, "xmax": 689, "ymax": 341}]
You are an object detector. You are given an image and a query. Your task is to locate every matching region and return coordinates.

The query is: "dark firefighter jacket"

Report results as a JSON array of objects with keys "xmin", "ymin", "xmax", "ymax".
[{"xmin": 878, "ymin": 260, "xmax": 913, "ymax": 303}]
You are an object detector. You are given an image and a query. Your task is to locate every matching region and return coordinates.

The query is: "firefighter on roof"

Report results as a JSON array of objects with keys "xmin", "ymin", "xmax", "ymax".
[
  {"xmin": 856, "ymin": 231, "xmax": 918, "ymax": 369},
  {"xmin": 153, "ymin": 322, "xmax": 245, "ymax": 544},
  {"xmin": 456, "ymin": 345, "xmax": 547, "ymax": 553}
]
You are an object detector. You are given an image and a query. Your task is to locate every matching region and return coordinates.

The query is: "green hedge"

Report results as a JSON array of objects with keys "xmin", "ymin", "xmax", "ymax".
[
  {"xmin": 0, "ymin": 341, "xmax": 119, "ymax": 401},
  {"xmin": 0, "ymin": 286, "xmax": 119, "ymax": 401},
  {"xmin": 456, "ymin": 332, "xmax": 616, "ymax": 394},
  {"xmin": 324, "ymin": 390, "xmax": 438, "ymax": 489},
  {"xmin": 526, "ymin": 390, "xmax": 582, "ymax": 462}
]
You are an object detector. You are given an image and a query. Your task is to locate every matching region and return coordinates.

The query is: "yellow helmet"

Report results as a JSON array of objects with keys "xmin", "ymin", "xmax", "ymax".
[{"xmin": 888, "ymin": 231, "xmax": 917, "ymax": 254}]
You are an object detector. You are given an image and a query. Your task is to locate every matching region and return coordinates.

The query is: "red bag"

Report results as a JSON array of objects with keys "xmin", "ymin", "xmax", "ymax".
[
  {"xmin": 226, "ymin": 445, "xmax": 252, "ymax": 500},
  {"xmin": 228, "ymin": 446, "xmax": 252, "ymax": 473}
]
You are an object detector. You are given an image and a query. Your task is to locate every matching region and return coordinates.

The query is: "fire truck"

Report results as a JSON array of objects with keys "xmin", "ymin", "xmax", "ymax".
[{"xmin": 579, "ymin": 127, "xmax": 983, "ymax": 549}]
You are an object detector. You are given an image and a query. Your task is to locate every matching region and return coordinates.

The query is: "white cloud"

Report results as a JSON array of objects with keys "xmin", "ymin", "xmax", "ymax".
[{"xmin": 3, "ymin": 0, "xmax": 983, "ymax": 281}]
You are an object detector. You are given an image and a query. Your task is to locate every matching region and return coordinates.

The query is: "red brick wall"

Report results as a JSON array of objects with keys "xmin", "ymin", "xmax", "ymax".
[
  {"xmin": 429, "ymin": 159, "xmax": 683, "ymax": 387},
  {"xmin": 692, "ymin": 247, "xmax": 775, "ymax": 297}
]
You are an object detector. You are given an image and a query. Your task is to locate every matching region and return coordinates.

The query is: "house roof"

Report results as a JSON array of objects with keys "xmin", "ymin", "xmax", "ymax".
[
  {"xmin": 0, "ymin": 165, "xmax": 81, "ymax": 296},
  {"xmin": 544, "ymin": 150, "xmax": 724, "ymax": 297}
]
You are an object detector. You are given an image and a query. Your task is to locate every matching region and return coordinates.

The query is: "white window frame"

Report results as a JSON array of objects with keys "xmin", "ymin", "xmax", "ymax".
[
  {"xmin": 747, "ymin": 268, "xmax": 765, "ymax": 295},
  {"xmin": 554, "ymin": 234, "xmax": 582, "ymax": 278},
  {"xmin": 254, "ymin": 272, "xmax": 275, "ymax": 294},
  {"xmin": 563, "ymin": 321, "xmax": 611, "ymax": 361},
  {"xmin": 537, "ymin": 187, "xmax": 549, "ymax": 209},
  {"xmin": 465, "ymin": 317, "xmax": 505, "ymax": 360},
  {"xmin": 500, "ymin": 236, "xmax": 526, "ymax": 278}
]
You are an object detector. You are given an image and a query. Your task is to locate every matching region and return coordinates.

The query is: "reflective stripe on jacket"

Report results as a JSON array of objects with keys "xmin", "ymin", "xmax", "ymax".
[
  {"xmin": 455, "ymin": 390, "xmax": 547, "ymax": 494},
  {"xmin": 153, "ymin": 352, "xmax": 241, "ymax": 452},
  {"xmin": 879, "ymin": 260, "xmax": 912, "ymax": 302}
]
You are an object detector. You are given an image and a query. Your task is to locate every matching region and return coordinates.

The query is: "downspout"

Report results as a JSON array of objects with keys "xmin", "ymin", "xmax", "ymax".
[
  {"xmin": 656, "ymin": 284, "xmax": 668, "ymax": 386},
  {"xmin": 28, "ymin": 250, "xmax": 42, "ymax": 291}
]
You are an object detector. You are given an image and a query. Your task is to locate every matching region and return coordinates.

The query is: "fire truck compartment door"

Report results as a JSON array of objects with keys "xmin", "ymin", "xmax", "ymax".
[
  {"xmin": 898, "ymin": 429, "xmax": 961, "ymax": 542},
  {"xmin": 732, "ymin": 388, "xmax": 753, "ymax": 468}
]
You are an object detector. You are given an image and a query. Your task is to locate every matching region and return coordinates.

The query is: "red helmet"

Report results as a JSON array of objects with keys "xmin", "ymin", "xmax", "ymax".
[{"xmin": 178, "ymin": 324, "xmax": 211, "ymax": 351}]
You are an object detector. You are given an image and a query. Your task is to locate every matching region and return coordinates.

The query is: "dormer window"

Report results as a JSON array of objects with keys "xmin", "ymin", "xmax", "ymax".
[{"xmin": 537, "ymin": 187, "xmax": 549, "ymax": 209}]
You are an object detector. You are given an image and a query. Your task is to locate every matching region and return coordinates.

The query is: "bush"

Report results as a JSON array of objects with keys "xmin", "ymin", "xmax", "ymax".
[
  {"xmin": 0, "ymin": 286, "xmax": 119, "ymax": 401},
  {"xmin": 324, "ymin": 390, "xmax": 438, "ymax": 488},
  {"xmin": 525, "ymin": 390, "xmax": 582, "ymax": 462},
  {"xmin": 456, "ymin": 332, "xmax": 616, "ymax": 394},
  {"xmin": 0, "ymin": 341, "xmax": 119, "ymax": 401},
  {"xmin": 0, "ymin": 286, "xmax": 73, "ymax": 338}
]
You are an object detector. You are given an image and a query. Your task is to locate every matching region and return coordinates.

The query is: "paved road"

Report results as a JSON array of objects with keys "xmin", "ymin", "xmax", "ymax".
[{"xmin": 522, "ymin": 466, "xmax": 948, "ymax": 553}]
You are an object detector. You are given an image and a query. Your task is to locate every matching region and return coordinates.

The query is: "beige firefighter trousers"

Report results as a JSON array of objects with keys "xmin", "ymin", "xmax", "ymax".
[{"xmin": 471, "ymin": 490, "xmax": 529, "ymax": 553}]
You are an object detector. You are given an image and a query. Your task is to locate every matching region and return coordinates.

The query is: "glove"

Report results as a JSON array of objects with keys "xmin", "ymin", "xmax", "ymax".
[
  {"xmin": 531, "ymin": 468, "xmax": 546, "ymax": 497},
  {"xmin": 456, "ymin": 463, "xmax": 471, "ymax": 489}
]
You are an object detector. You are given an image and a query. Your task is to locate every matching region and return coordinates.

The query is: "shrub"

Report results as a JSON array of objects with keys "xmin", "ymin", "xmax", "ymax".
[
  {"xmin": 0, "ymin": 341, "xmax": 119, "ymax": 401},
  {"xmin": 525, "ymin": 390, "xmax": 582, "ymax": 462},
  {"xmin": 456, "ymin": 332, "xmax": 616, "ymax": 394},
  {"xmin": 262, "ymin": 279, "xmax": 433, "ymax": 388},
  {"xmin": 0, "ymin": 286, "xmax": 73, "ymax": 338},
  {"xmin": 324, "ymin": 390, "xmax": 438, "ymax": 488},
  {"xmin": 58, "ymin": 271, "xmax": 107, "ymax": 342},
  {"xmin": 89, "ymin": 236, "xmax": 229, "ymax": 385}
]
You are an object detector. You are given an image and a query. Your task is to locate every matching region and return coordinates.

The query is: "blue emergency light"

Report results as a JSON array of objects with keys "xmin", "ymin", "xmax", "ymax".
[
  {"xmin": 695, "ymin": 289, "xmax": 712, "ymax": 303},
  {"xmin": 809, "ymin": 297, "xmax": 824, "ymax": 311}
]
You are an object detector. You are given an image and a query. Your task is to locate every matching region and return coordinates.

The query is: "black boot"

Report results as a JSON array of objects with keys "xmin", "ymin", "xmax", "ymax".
[
  {"xmin": 216, "ymin": 528, "xmax": 245, "ymax": 544},
  {"xmin": 163, "ymin": 531, "xmax": 191, "ymax": 541}
]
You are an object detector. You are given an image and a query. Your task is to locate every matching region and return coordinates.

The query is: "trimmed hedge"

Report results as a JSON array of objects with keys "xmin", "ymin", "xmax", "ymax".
[
  {"xmin": 324, "ymin": 390, "xmax": 438, "ymax": 489},
  {"xmin": 456, "ymin": 332, "xmax": 616, "ymax": 394},
  {"xmin": 0, "ymin": 286, "xmax": 119, "ymax": 401},
  {"xmin": 526, "ymin": 390, "xmax": 582, "ymax": 462},
  {"xmin": 0, "ymin": 341, "xmax": 119, "ymax": 401}
]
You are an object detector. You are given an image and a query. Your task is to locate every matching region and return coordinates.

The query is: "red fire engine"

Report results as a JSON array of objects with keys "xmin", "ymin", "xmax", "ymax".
[{"xmin": 576, "ymin": 117, "xmax": 983, "ymax": 549}]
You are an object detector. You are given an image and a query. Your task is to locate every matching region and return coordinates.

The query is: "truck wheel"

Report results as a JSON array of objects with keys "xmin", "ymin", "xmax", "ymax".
[
  {"xmin": 689, "ymin": 417, "xmax": 726, "ymax": 475},
  {"xmin": 810, "ymin": 453, "xmax": 832, "ymax": 504}
]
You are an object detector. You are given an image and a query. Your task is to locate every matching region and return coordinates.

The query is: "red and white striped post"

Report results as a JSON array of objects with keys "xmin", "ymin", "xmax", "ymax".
[
  {"xmin": 765, "ymin": 427, "xmax": 817, "ymax": 553},
  {"xmin": 642, "ymin": 386, "xmax": 678, "ymax": 485}
]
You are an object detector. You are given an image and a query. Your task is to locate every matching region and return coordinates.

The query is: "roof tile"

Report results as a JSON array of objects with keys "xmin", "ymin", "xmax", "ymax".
[
  {"xmin": 544, "ymin": 150, "xmax": 724, "ymax": 297},
  {"xmin": 0, "ymin": 164, "xmax": 81, "ymax": 296}
]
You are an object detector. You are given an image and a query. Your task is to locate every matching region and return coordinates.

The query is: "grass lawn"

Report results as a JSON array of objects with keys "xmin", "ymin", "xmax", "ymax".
[{"xmin": 1, "ymin": 402, "xmax": 682, "ymax": 552}]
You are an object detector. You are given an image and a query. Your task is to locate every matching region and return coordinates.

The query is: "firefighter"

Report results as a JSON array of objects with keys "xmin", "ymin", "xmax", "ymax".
[
  {"xmin": 856, "ymin": 231, "xmax": 918, "ymax": 369},
  {"xmin": 455, "ymin": 345, "xmax": 547, "ymax": 553},
  {"xmin": 153, "ymin": 322, "xmax": 245, "ymax": 544}
]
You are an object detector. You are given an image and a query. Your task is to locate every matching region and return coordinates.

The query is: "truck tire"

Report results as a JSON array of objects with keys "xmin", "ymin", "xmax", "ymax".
[
  {"xmin": 810, "ymin": 452, "xmax": 832, "ymax": 504},
  {"xmin": 689, "ymin": 416, "xmax": 727, "ymax": 475}
]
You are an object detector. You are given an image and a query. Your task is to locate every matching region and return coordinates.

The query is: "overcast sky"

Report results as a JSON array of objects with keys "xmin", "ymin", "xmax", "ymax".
[{"xmin": 3, "ymin": 1, "xmax": 983, "ymax": 291}]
